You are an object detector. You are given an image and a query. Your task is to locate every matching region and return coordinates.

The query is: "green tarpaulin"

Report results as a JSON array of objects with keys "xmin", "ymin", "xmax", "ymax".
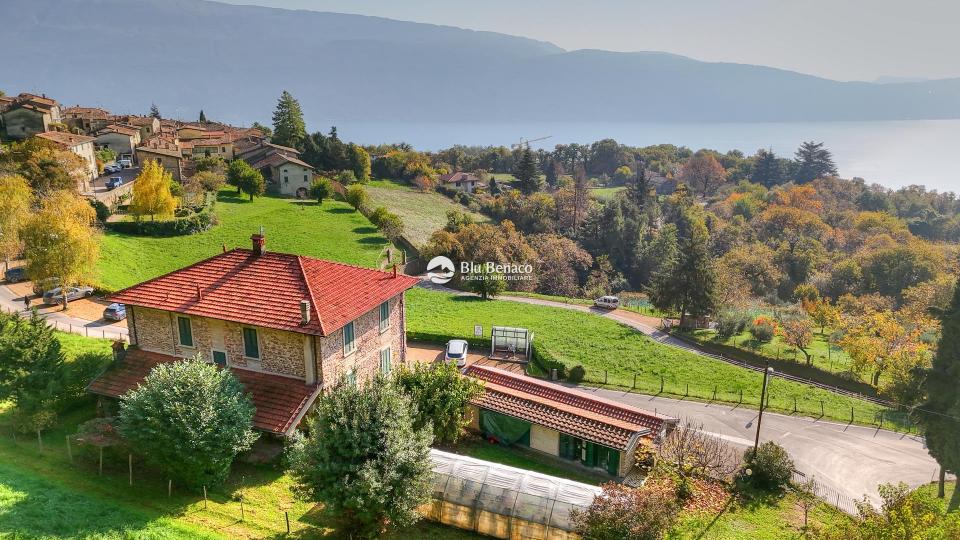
[{"xmin": 480, "ymin": 409, "xmax": 531, "ymax": 445}]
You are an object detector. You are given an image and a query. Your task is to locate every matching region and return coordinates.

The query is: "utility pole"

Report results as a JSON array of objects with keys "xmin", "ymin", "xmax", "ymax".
[{"xmin": 754, "ymin": 364, "xmax": 775, "ymax": 453}]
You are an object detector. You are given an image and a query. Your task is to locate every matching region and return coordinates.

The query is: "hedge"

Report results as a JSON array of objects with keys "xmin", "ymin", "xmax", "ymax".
[{"xmin": 106, "ymin": 209, "xmax": 217, "ymax": 237}]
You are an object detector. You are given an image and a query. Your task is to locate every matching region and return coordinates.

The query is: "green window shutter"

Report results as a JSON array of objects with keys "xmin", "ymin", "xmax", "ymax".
[
  {"xmin": 242, "ymin": 328, "xmax": 259, "ymax": 358},
  {"xmin": 380, "ymin": 348, "xmax": 392, "ymax": 374},
  {"xmin": 585, "ymin": 442, "xmax": 596, "ymax": 467},
  {"xmin": 607, "ymin": 449, "xmax": 621, "ymax": 476},
  {"xmin": 177, "ymin": 317, "xmax": 193, "ymax": 347},
  {"xmin": 379, "ymin": 301, "xmax": 390, "ymax": 332}
]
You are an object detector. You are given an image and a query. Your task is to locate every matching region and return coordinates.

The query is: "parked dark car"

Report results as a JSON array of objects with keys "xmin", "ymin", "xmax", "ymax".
[
  {"xmin": 103, "ymin": 303, "xmax": 126, "ymax": 321},
  {"xmin": 4, "ymin": 266, "xmax": 27, "ymax": 283},
  {"xmin": 42, "ymin": 285, "xmax": 94, "ymax": 305},
  {"xmin": 105, "ymin": 177, "xmax": 124, "ymax": 190}
]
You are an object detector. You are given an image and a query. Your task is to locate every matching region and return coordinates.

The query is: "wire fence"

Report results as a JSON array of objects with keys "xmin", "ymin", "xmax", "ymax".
[
  {"xmin": 0, "ymin": 303, "xmax": 129, "ymax": 343},
  {"xmin": 792, "ymin": 470, "xmax": 860, "ymax": 516}
]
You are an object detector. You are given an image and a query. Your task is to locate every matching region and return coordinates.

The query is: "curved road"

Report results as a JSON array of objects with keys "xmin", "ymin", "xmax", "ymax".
[{"xmin": 418, "ymin": 281, "xmax": 946, "ymax": 508}]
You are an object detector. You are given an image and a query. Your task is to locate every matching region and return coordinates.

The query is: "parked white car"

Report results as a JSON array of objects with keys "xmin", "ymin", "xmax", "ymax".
[
  {"xmin": 594, "ymin": 295, "xmax": 620, "ymax": 309},
  {"xmin": 444, "ymin": 339, "xmax": 469, "ymax": 367}
]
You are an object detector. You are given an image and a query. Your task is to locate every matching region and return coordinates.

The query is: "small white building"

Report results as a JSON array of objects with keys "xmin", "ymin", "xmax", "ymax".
[
  {"xmin": 440, "ymin": 171, "xmax": 482, "ymax": 193},
  {"xmin": 94, "ymin": 123, "xmax": 142, "ymax": 163},
  {"xmin": 247, "ymin": 149, "xmax": 316, "ymax": 198}
]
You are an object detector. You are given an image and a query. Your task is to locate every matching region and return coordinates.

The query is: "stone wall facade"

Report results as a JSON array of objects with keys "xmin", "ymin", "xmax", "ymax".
[{"xmin": 127, "ymin": 292, "xmax": 407, "ymax": 387}]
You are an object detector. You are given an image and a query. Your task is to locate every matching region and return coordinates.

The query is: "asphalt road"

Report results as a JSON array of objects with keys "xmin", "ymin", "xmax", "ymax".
[
  {"xmin": 572, "ymin": 385, "xmax": 942, "ymax": 509},
  {"xmin": 417, "ymin": 280, "xmax": 948, "ymax": 507},
  {"xmin": 0, "ymin": 282, "xmax": 129, "ymax": 340}
]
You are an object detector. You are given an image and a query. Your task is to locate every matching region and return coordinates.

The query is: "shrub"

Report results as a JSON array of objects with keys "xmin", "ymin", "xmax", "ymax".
[
  {"xmin": 345, "ymin": 184, "xmax": 369, "ymax": 211},
  {"xmin": 368, "ymin": 206, "xmax": 390, "ymax": 227},
  {"xmin": 749, "ymin": 315, "xmax": 777, "ymax": 343},
  {"xmin": 286, "ymin": 376, "xmax": 432, "ymax": 538},
  {"xmin": 118, "ymin": 356, "xmax": 258, "ymax": 488},
  {"xmin": 567, "ymin": 365, "xmax": 586, "ymax": 384},
  {"xmin": 309, "ymin": 176, "xmax": 333, "ymax": 204},
  {"xmin": 105, "ymin": 208, "xmax": 216, "ymax": 237},
  {"xmin": 394, "ymin": 361, "xmax": 484, "ymax": 444},
  {"xmin": 336, "ymin": 170, "xmax": 356, "ymax": 185},
  {"xmin": 715, "ymin": 310, "xmax": 748, "ymax": 340},
  {"xmin": 89, "ymin": 199, "xmax": 110, "ymax": 222},
  {"xmin": 741, "ymin": 441, "xmax": 794, "ymax": 493},
  {"xmin": 571, "ymin": 483, "xmax": 679, "ymax": 540}
]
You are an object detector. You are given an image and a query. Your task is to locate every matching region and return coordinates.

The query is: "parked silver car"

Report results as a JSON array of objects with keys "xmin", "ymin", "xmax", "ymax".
[{"xmin": 42, "ymin": 286, "xmax": 94, "ymax": 305}]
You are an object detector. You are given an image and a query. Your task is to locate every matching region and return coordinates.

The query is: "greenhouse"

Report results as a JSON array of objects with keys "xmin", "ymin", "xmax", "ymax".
[{"xmin": 423, "ymin": 449, "xmax": 602, "ymax": 539}]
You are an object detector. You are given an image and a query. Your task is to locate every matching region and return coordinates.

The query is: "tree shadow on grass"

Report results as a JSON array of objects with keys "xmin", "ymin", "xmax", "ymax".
[
  {"xmin": 218, "ymin": 193, "xmax": 250, "ymax": 204},
  {"xmin": 353, "ymin": 226, "xmax": 378, "ymax": 234},
  {"xmin": 293, "ymin": 201, "xmax": 320, "ymax": 207},
  {"xmin": 326, "ymin": 207, "xmax": 354, "ymax": 215},
  {"xmin": 358, "ymin": 237, "xmax": 388, "ymax": 245}
]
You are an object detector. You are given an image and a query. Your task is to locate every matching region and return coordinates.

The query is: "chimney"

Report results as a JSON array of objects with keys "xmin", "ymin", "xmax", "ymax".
[
  {"xmin": 251, "ymin": 233, "xmax": 265, "ymax": 256},
  {"xmin": 196, "ymin": 284, "xmax": 203, "ymax": 301},
  {"xmin": 392, "ymin": 264, "xmax": 398, "ymax": 278},
  {"xmin": 300, "ymin": 300, "xmax": 311, "ymax": 325}
]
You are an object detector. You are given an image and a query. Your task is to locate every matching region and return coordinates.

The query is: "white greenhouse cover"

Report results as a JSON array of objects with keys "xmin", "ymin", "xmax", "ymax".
[{"xmin": 430, "ymin": 449, "xmax": 601, "ymax": 506}]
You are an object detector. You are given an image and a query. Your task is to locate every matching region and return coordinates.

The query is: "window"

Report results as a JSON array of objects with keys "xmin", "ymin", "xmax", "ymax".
[
  {"xmin": 343, "ymin": 321, "xmax": 356, "ymax": 355},
  {"xmin": 177, "ymin": 316, "xmax": 193, "ymax": 347},
  {"xmin": 284, "ymin": 176, "xmax": 289, "ymax": 183},
  {"xmin": 380, "ymin": 347, "xmax": 392, "ymax": 374},
  {"xmin": 345, "ymin": 369, "xmax": 356, "ymax": 387},
  {"xmin": 212, "ymin": 350, "xmax": 227, "ymax": 366},
  {"xmin": 379, "ymin": 301, "xmax": 390, "ymax": 332},
  {"xmin": 303, "ymin": 174, "xmax": 308, "ymax": 182},
  {"xmin": 242, "ymin": 327, "xmax": 260, "ymax": 359}
]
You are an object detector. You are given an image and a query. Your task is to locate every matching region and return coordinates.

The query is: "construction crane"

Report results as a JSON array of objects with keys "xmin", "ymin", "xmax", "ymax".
[{"xmin": 511, "ymin": 135, "xmax": 552, "ymax": 150}]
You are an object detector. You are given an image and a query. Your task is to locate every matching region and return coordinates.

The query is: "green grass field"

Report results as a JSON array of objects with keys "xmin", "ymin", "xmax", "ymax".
[
  {"xmin": 406, "ymin": 288, "xmax": 908, "ymax": 430},
  {"xmin": 366, "ymin": 179, "xmax": 488, "ymax": 247},
  {"xmin": 96, "ymin": 191, "xmax": 387, "ymax": 291},
  {"xmin": 691, "ymin": 328, "xmax": 856, "ymax": 379},
  {"xmin": 588, "ymin": 186, "xmax": 625, "ymax": 201}
]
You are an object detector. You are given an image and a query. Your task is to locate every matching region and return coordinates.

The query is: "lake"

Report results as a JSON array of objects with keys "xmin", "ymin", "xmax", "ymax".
[{"xmin": 325, "ymin": 119, "xmax": 960, "ymax": 193}]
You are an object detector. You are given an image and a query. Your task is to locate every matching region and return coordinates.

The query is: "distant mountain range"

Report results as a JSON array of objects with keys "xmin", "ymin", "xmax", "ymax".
[{"xmin": 3, "ymin": 0, "xmax": 959, "ymax": 126}]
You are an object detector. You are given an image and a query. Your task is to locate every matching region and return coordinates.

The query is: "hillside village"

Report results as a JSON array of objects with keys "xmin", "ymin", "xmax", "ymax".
[{"xmin": 1, "ymin": 87, "xmax": 960, "ymax": 540}]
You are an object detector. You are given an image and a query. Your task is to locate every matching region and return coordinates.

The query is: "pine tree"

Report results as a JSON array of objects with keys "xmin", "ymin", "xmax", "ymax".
[
  {"xmin": 916, "ymin": 279, "xmax": 960, "ymax": 498},
  {"xmin": 626, "ymin": 161, "xmax": 651, "ymax": 209},
  {"xmin": 149, "ymin": 103, "xmax": 161, "ymax": 119},
  {"xmin": 751, "ymin": 148, "xmax": 784, "ymax": 187},
  {"xmin": 198, "ymin": 109, "xmax": 207, "ymax": 123},
  {"xmin": 514, "ymin": 147, "xmax": 541, "ymax": 195},
  {"xmin": 649, "ymin": 209, "xmax": 717, "ymax": 328},
  {"xmin": 271, "ymin": 90, "xmax": 307, "ymax": 150},
  {"xmin": 794, "ymin": 141, "xmax": 837, "ymax": 183}
]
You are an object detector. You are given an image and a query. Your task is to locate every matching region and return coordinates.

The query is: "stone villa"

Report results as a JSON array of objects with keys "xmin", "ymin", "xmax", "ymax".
[{"xmin": 88, "ymin": 234, "xmax": 419, "ymax": 436}]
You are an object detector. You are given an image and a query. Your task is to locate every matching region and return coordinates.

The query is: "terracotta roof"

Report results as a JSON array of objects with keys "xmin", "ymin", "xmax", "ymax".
[
  {"xmin": 440, "ymin": 172, "xmax": 480, "ymax": 184},
  {"xmin": 465, "ymin": 365, "xmax": 675, "ymax": 450},
  {"xmin": 109, "ymin": 246, "xmax": 418, "ymax": 336},
  {"xmin": 96, "ymin": 124, "xmax": 140, "ymax": 137},
  {"xmin": 87, "ymin": 349, "xmax": 320, "ymax": 435},
  {"xmin": 250, "ymin": 151, "xmax": 314, "ymax": 171},
  {"xmin": 35, "ymin": 131, "xmax": 94, "ymax": 147},
  {"xmin": 119, "ymin": 115, "xmax": 159, "ymax": 127},
  {"xmin": 63, "ymin": 106, "xmax": 112, "ymax": 119},
  {"xmin": 136, "ymin": 140, "xmax": 182, "ymax": 159}
]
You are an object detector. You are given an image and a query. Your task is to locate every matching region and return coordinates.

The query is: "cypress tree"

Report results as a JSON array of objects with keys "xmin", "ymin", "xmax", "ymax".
[
  {"xmin": 917, "ymin": 278, "xmax": 960, "ymax": 498},
  {"xmin": 271, "ymin": 90, "xmax": 307, "ymax": 150}
]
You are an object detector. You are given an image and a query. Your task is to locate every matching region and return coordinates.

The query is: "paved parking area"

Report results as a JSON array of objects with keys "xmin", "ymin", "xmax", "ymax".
[
  {"xmin": 406, "ymin": 342, "xmax": 526, "ymax": 374},
  {"xmin": 86, "ymin": 165, "xmax": 140, "ymax": 196},
  {"xmin": 3, "ymin": 281, "xmax": 127, "ymax": 329}
]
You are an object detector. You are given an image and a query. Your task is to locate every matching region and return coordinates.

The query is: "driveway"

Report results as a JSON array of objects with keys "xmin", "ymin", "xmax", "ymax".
[{"xmin": 85, "ymin": 165, "xmax": 140, "ymax": 197}]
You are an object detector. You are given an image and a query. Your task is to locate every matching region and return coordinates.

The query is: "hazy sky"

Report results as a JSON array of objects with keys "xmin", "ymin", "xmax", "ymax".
[{"xmin": 220, "ymin": 0, "xmax": 959, "ymax": 82}]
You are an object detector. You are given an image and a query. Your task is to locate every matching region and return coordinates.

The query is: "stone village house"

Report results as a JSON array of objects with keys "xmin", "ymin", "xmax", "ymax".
[{"xmin": 89, "ymin": 234, "xmax": 419, "ymax": 436}]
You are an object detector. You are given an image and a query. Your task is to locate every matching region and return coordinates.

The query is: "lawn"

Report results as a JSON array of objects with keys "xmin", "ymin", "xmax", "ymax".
[
  {"xmin": 668, "ymin": 491, "xmax": 848, "ymax": 539},
  {"xmin": 406, "ymin": 288, "xmax": 909, "ymax": 430},
  {"xmin": 57, "ymin": 331, "xmax": 113, "ymax": 360},
  {"xmin": 366, "ymin": 179, "xmax": 488, "ymax": 248},
  {"xmin": 0, "ymin": 400, "xmax": 481, "ymax": 539},
  {"xmin": 96, "ymin": 190, "xmax": 387, "ymax": 291},
  {"xmin": 588, "ymin": 186, "xmax": 625, "ymax": 201}
]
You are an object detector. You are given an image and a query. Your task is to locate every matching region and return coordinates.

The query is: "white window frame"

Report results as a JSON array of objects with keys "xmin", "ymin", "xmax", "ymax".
[
  {"xmin": 343, "ymin": 321, "xmax": 356, "ymax": 356},
  {"xmin": 379, "ymin": 346, "xmax": 392, "ymax": 374}
]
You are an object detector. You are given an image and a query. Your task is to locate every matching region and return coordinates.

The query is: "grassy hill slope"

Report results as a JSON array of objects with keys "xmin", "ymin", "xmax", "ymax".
[{"xmin": 366, "ymin": 179, "xmax": 488, "ymax": 248}]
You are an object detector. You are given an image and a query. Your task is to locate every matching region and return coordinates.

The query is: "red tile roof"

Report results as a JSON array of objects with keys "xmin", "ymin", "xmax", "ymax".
[
  {"xmin": 88, "ymin": 349, "xmax": 320, "ymax": 435},
  {"xmin": 465, "ymin": 365, "xmax": 675, "ymax": 450},
  {"xmin": 109, "ymin": 246, "xmax": 418, "ymax": 336},
  {"xmin": 440, "ymin": 172, "xmax": 480, "ymax": 184},
  {"xmin": 249, "ymin": 151, "xmax": 314, "ymax": 171},
  {"xmin": 35, "ymin": 131, "xmax": 94, "ymax": 147}
]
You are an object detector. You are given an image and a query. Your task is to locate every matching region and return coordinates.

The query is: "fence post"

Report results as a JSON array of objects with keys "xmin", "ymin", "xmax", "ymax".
[
  {"xmin": 203, "ymin": 486, "xmax": 208, "ymax": 510},
  {"xmin": 793, "ymin": 397, "xmax": 798, "ymax": 413},
  {"xmin": 85, "ymin": 326, "xmax": 89, "ymax": 337},
  {"xmin": 660, "ymin": 375, "xmax": 664, "ymax": 393},
  {"xmin": 712, "ymin": 385, "xmax": 717, "ymax": 401},
  {"xmin": 739, "ymin": 389, "xmax": 743, "ymax": 404},
  {"xmin": 36, "ymin": 429, "xmax": 43, "ymax": 451},
  {"xmin": 285, "ymin": 511, "xmax": 291, "ymax": 534},
  {"xmin": 632, "ymin": 373, "xmax": 637, "ymax": 389},
  {"xmin": 128, "ymin": 454, "xmax": 133, "ymax": 486},
  {"xmin": 850, "ymin": 406, "xmax": 854, "ymax": 424},
  {"xmin": 685, "ymin": 382, "xmax": 689, "ymax": 397},
  {"xmin": 820, "ymin": 400, "xmax": 824, "ymax": 417},
  {"xmin": 604, "ymin": 370, "xmax": 607, "ymax": 385},
  {"xmin": 66, "ymin": 436, "xmax": 73, "ymax": 463},
  {"xmin": 879, "ymin": 410, "xmax": 884, "ymax": 428},
  {"xmin": 168, "ymin": 479, "xmax": 172, "ymax": 498}
]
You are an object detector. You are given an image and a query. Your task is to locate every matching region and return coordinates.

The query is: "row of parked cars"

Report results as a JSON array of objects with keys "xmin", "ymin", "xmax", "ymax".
[{"xmin": 3, "ymin": 267, "xmax": 126, "ymax": 320}]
